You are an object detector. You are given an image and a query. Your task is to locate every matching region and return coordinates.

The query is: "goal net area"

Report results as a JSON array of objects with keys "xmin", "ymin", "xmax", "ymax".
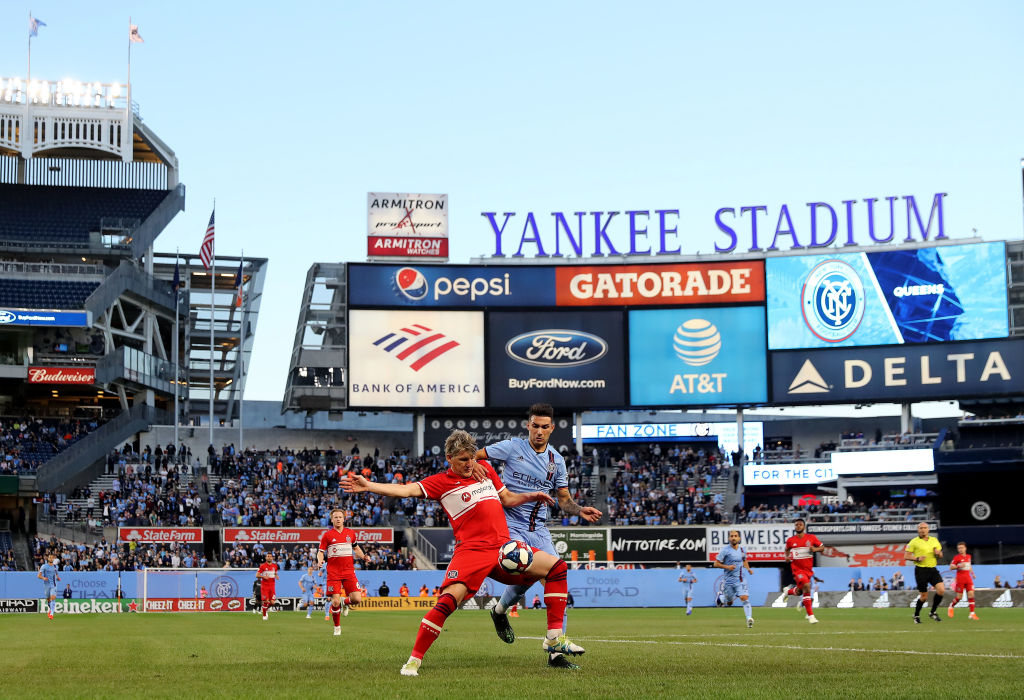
[{"xmin": 138, "ymin": 568, "xmax": 257, "ymax": 612}]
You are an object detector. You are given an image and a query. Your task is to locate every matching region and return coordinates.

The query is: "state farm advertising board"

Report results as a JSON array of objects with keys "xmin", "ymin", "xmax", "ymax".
[
  {"xmin": 117, "ymin": 527, "xmax": 202, "ymax": 544},
  {"xmin": 348, "ymin": 310, "xmax": 484, "ymax": 408},
  {"xmin": 222, "ymin": 527, "xmax": 393, "ymax": 544},
  {"xmin": 555, "ymin": 261, "xmax": 764, "ymax": 307},
  {"xmin": 628, "ymin": 307, "xmax": 767, "ymax": 406},
  {"xmin": 770, "ymin": 337, "xmax": 1024, "ymax": 405},
  {"xmin": 707, "ymin": 525, "xmax": 793, "ymax": 562},
  {"xmin": 487, "ymin": 310, "xmax": 626, "ymax": 408}
]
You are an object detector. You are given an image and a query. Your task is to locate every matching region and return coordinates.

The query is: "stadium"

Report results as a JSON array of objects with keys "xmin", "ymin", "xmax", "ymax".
[{"xmin": 3, "ymin": 29, "xmax": 1024, "ymax": 700}]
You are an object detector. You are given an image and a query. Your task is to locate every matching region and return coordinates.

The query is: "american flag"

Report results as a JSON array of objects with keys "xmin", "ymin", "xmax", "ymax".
[
  {"xmin": 129, "ymin": 24, "xmax": 144, "ymax": 44},
  {"xmin": 199, "ymin": 210, "xmax": 215, "ymax": 270},
  {"xmin": 234, "ymin": 261, "xmax": 243, "ymax": 308}
]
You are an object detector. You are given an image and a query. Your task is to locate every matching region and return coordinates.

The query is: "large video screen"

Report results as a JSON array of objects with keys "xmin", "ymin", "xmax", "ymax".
[
  {"xmin": 487, "ymin": 310, "xmax": 626, "ymax": 408},
  {"xmin": 348, "ymin": 310, "xmax": 485, "ymax": 408},
  {"xmin": 628, "ymin": 307, "xmax": 767, "ymax": 406},
  {"xmin": 766, "ymin": 242, "xmax": 1008, "ymax": 349}
]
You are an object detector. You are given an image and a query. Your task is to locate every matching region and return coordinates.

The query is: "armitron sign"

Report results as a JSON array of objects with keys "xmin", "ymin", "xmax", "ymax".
[
  {"xmin": 117, "ymin": 527, "xmax": 202, "ymax": 544},
  {"xmin": 368, "ymin": 192, "xmax": 448, "ymax": 260},
  {"xmin": 27, "ymin": 366, "xmax": 95, "ymax": 384}
]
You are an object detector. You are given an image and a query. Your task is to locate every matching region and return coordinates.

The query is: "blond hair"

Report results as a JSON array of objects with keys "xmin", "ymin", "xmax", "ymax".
[{"xmin": 444, "ymin": 429, "xmax": 477, "ymax": 459}]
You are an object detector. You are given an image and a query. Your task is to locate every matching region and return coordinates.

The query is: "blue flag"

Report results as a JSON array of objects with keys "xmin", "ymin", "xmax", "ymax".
[{"xmin": 29, "ymin": 14, "xmax": 46, "ymax": 38}]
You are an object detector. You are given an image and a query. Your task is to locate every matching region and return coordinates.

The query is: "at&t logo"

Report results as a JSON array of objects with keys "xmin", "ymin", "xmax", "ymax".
[
  {"xmin": 669, "ymin": 318, "xmax": 726, "ymax": 395},
  {"xmin": 801, "ymin": 259, "xmax": 865, "ymax": 342}
]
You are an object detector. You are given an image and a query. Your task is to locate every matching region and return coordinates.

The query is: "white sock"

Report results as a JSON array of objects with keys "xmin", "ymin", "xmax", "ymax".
[
  {"xmin": 743, "ymin": 602, "xmax": 752, "ymax": 619},
  {"xmin": 494, "ymin": 602, "xmax": 506, "ymax": 615},
  {"xmin": 546, "ymin": 629, "xmax": 560, "ymax": 641}
]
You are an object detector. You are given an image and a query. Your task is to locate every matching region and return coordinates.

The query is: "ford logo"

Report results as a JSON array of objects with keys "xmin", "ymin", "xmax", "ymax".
[
  {"xmin": 0, "ymin": 310, "xmax": 16, "ymax": 324},
  {"xmin": 505, "ymin": 330, "xmax": 607, "ymax": 367}
]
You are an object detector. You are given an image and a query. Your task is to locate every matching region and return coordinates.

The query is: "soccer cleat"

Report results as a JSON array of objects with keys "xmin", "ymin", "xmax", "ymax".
[
  {"xmin": 306, "ymin": 614, "xmax": 311, "ymax": 619},
  {"xmin": 48, "ymin": 612, "xmax": 53, "ymax": 620},
  {"xmin": 490, "ymin": 610, "xmax": 515, "ymax": 644},
  {"xmin": 807, "ymin": 615, "xmax": 818, "ymax": 624},
  {"xmin": 333, "ymin": 626, "xmax": 341, "ymax": 636},
  {"xmin": 686, "ymin": 609, "xmax": 692, "ymax": 616},
  {"xmin": 543, "ymin": 635, "xmax": 585, "ymax": 656},
  {"xmin": 913, "ymin": 616, "xmax": 921, "ymax": 624},
  {"xmin": 400, "ymin": 658, "xmax": 421, "ymax": 676},
  {"xmin": 548, "ymin": 654, "xmax": 581, "ymax": 670},
  {"xmin": 746, "ymin": 617, "xmax": 754, "ymax": 628},
  {"xmin": 342, "ymin": 602, "xmax": 350, "ymax": 617},
  {"xmin": 929, "ymin": 612, "xmax": 942, "ymax": 622},
  {"xmin": 947, "ymin": 605, "xmax": 955, "ymax": 618},
  {"xmin": 968, "ymin": 612, "xmax": 979, "ymax": 620},
  {"xmin": 262, "ymin": 614, "xmax": 268, "ymax": 621}
]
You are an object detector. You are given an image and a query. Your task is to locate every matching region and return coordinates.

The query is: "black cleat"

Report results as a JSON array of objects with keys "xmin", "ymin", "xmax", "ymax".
[
  {"xmin": 913, "ymin": 616, "xmax": 922, "ymax": 624},
  {"xmin": 491, "ymin": 610, "xmax": 515, "ymax": 644},
  {"xmin": 929, "ymin": 612, "xmax": 942, "ymax": 622},
  {"xmin": 548, "ymin": 654, "xmax": 580, "ymax": 670}
]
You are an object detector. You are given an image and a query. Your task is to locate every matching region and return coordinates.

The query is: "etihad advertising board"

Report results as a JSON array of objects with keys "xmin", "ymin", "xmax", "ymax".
[
  {"xmin": 487, "ymin": 310, "xmax": 626, "ymax": 408},
  {"xmin": 628, "ymin": 307, "xmax": 767, "ymax": 407},
  {"xmin": 766, "ymin": 242, "xmax": 1008, "ymax": 349},
  {"xmin": 348, "ymin": 310, "xmax": 485, "ymax": 408},
  {"xmin": 347, "ymin": 263, "xmax": 555, "ymax": 307},
  {"xmin": 770, "ymin": 337, "xmax": 1024, "ymax": 405}
]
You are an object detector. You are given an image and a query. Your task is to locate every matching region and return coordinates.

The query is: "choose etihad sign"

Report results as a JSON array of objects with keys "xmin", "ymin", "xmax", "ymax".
[
  {"xmin": 27, "ymin": 366, "xmax": 95, "ymax": 384},
  {"xmin": 368, "ymin": 193, "xmax": 448, "ymax": 260},
  {"xmin": 117, "ymin": 527, "xmax": 203, "ymax": 544},
  {"xmin": 555, "ymin": 261, "xmax": 765, "ymax": 306},
  {"xmin": 770, "ymin": 337, "xmax": 1024, "ymax": 404}
]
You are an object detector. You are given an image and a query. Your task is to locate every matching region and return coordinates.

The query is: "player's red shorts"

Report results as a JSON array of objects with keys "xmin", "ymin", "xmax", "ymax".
[
  {"xmin": 326, "ymin": 576, "xmax": 358, "ymax": 597},
  {"xmin": 792, "ymin": 570, "xmax": 813, "ymax": 587},
  {"xmin": 955, "ymin": 577, "xmax": 974, "ymax": 593},
  {"xmin": 260, "ymin": 585, "xmax": 276, "ymax": 603},
  {"xmin": 441, "ymin": 544, "xmax": 544, "ymax": 596}
]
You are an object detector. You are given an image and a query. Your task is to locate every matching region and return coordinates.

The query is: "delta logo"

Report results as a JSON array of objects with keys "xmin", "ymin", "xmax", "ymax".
[{"xmin": 372, "ymin": 323, "xmax": 460, "ymax": 372}]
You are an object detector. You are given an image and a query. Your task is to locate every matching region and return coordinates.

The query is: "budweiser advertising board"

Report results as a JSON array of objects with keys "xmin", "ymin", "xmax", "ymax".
[
  {"xmin": 222, "ymin": 527, "xmax": 393, "ymax": 544},
  {"xmin": 27, "ymin": 366, "xmax": 96, "ymax": 384},
  {"xmin": 117, "ymin": 527, "xmax": 203, "ymax": 544}
]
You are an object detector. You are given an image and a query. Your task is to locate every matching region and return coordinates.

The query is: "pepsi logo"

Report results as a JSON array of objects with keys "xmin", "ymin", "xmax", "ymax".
[
  {"xmin": 505, "ymin": 330, "xmax": 608, "ymax": 367},
  {"xmin": 395, "ymin": 267, "xmax": 428, "ymax": 301},
  {"xmin": 673, "ymin": 319, "xmax": 721, "ymax": 366}
]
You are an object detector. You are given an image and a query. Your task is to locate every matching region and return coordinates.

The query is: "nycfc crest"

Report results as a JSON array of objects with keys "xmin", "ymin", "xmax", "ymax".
[{"xmin": 801, "ymin": 259, "xmax": 865, "ymax": 342}]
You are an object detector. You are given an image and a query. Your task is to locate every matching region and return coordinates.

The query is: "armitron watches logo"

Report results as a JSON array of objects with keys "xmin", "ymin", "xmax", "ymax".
[
  {"xmin": 395, "ymin": 267, "xmax": 429, "ymax": 300},
  {"xmin": 673, "ymin": 319, "xmax": 721, "ymax": 366},
  {"xmin": 801, "ymin": 259, "xmax": 865, "ymax": 342},
  {"xmin": 505, "ymin": 329, "xmax": 607, "ymax": 367},
  {"xmin": 372, "ymin": 324, "xmax": 460, "ymax": 371}
]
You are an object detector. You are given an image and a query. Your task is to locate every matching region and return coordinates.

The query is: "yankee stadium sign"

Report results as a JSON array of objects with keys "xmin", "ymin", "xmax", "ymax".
[{"xmin": 482, "ymin": 193, "xmax": 946, "ymax": 257}]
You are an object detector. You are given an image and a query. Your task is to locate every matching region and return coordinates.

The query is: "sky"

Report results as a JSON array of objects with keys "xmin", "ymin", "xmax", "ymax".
[{"xmin": 3, "ymin": 1, "xmax": 1023, "ymax": 409}]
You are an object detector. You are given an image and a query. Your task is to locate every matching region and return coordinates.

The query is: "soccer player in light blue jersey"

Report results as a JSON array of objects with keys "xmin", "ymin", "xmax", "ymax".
[
  {"xmin": 37, "ymin": 554, "xmax": 61, "ymax": 619},
  {"xmin": 713, "ymin": 530, "xmax": 755, "ymax": 627},
  {"xmin": 298, "ymin": 566, "xmax": 317, "ymax": 619},
  {"xmin": 678, "ymin": 563, "xmax": 698, "ymax": 615},
  {"xmin": 476, "ymin": 403, "xmax": 602, "ymax": 670}
]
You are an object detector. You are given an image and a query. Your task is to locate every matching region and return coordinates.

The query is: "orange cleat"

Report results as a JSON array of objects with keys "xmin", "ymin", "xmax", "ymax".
[
  {"xmin": 968, "ymin": 612, "xmax": 979, "ymax": 620},
  {"xmin": 947, "ymin": 605, "xmax": 955, "ymax": 618}
]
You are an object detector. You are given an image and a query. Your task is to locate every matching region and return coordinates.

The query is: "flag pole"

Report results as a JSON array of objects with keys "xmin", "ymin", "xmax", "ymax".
[
  {"xmin": 209, "ymin": 202, "xmax": 215, "ymax": 450},
  {"xmin": 238, "ymin": 250, "xmax": 245, "ymax": 454},
  {"xmin": 173, "ymin": 248, "xmax": 180, "ymax": 449},
  {"xmin": 127, "ymin": 17, "xmax": 132, "ymax": 111},
  {"xmin": 27, "ymin": 13, "xmax": 32, "ymax": 89}
]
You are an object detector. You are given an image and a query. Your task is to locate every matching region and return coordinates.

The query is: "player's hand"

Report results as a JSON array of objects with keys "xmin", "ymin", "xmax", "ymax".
[
  {"xmin": 341, "ymin": 474, "xmax": 368, "ymax": 493},
  {"xmin": 469, "ymin": 460, "xmax": 489, "ymax": 482},
  {"xmin": 528, "ymin": 491, "xmax": 555, "ymax": 506},
  {"xmin": 580, "ymin": 506, "xmax": 602, "ymax": 523},
  {"xmin": 726, "ymin": 564, "xmax": 735, "ymax": 571}
]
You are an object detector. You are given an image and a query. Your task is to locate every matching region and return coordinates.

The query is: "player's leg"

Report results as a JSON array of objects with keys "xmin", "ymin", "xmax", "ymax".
[
  {"xmin": 929, "ymin": 578, "xmax": 944, "ymax": 621},
  {"xmin": 948, "ymin": 584, "xmax": 962, "ymax": 617},
  {"xmin": 685, "ymin": 593, "xmax": 693, "ymax": 615},
  {"xmin": 967, "ymin": 588, "xmax": 978, "ymax": 619},
  {"xmin": 341, "ymin": 577, "xmax": 360, "ymax": 616},
  {"xmin": 524, "ymin": 551, "xmax": 584, "ymax": 660},
  {"xmin": 740, "ymin": 592, "xmax": 753, "ymax": 627},
  {"xmin": 48, "ymin": 590, "xmax": 56, "ymax": 618},
  {"xmin": 798, "ymin": 574, "xmax": 816, "ymax": 621},
  {"xmin": 913, "ymin": 569, "xmax": 927, "ymax": 622},
  {"xmin": 327, "ymin": 585, "xmax": 344, "ymax": 632}
]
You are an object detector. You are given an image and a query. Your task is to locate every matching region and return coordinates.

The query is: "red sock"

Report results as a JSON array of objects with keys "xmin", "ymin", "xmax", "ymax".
[
  {"xmin": 331, "ymin": 604, "xmax": 341, "ymax": 626},
  {"xmin": 411, "ymin": 593, "xmax": 457, "ymax": 660},
  {"xmin": 343, "ymin": 596, "xmax": 352, "ymax": 606},
  {"xmin": 261, "ymin": 603, "xmax": 269, "ymax": 615},
  {"xmin": 787, "ymin": 587, "xmax": 798, "ymax": 597},
  {"xmin": 543, "ymin": 559, "xmax": 569, "ymax": 633},
  {"xmin": 969, "ymin": 599, "xmax": 975, "ymax": 613},
  {"xmin": 802, "ymin": 596, "xmax": 813, "ymax": 616}
]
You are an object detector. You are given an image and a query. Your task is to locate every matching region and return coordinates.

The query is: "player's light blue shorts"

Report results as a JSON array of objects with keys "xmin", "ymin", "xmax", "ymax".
[
  {"xmin": 507, "ymin": 526, "xmax": 557, "ymax": 558},
  {"xmin": 44, "ymin": 585, "xmax": 57, "ymax": 599},
  {"xmin": 721, "ymin": 580, "xmax": 749, "ymax": 602},
  {"xmin": 302, "ymin": 592, "xmax": 315, "ymax": 603}
]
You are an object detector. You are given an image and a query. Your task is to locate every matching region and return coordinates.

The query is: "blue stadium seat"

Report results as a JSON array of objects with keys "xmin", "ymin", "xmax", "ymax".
[{"xmin": 0, "ymin": 279, "xmax": 99, "ymax": 309}]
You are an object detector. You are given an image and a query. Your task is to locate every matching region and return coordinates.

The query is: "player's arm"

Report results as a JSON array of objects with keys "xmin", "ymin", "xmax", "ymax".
[
  {"xmin": 556, "ymin": 487, "xmax": 602, "ymax": 522},
  {"xmin": 498, "ymin": 487, "xmax": 554, "ymax": 508},
  {"xmin": 713, "ymin": 558, "xmax": 733, "ymax": 571},
  {"xmin": 316, "ymin": 549, "xmax": 326, "ymax": 568},
  {"xmin": 809, "ymin": 537, "xmax": 825, "ymax": 554},
  {"xmin": 743, "ymin": 558, "xmax": 754, "ymax": 575},
  {"xmin": 932, "ymin": 544, "xmax": 943, "ymax": 560},
  {"xmin": 37, "ymin": 569, "xmax": 44, "ymax": 580},
  {"xmin": 904, "ymin": 545, "xmax": 921, "ymax": 563},
  {"xmin": 353, "ymin": 545, "xmax": 369, "ymax": 562},
  {"xmin": 341, "ymin": 473, "xmax": 421, "ymax": 498}
]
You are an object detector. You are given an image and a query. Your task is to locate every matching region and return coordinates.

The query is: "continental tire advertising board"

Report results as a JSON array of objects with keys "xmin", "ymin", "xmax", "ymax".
[{"xmin": 609, "ymin": 527, "xmax": 707, "ymax": 563}]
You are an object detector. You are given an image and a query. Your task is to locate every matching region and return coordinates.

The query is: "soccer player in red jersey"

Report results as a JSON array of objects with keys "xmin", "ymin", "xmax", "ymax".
[
  {"xmin": 342, "ymin": 429, "xmax": 585, "ymax": 677},
  {"xmin": 948, "ymin": 541, "xmax": 979, "ymax": 620},
  {"xmin": 257, "ymin": 553, "xmax": 279, "ymax": 620},
  {"xmin": 317, "ymin": 507, "xmax": 369, "ymax": 636},
  {"xmin": 785, "ymin": 518, "xmax": 824, "ymax": 624}
]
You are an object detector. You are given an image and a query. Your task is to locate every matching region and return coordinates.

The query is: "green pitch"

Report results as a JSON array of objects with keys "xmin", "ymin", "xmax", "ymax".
[{"xmin": 5, "ymin": 607, "xmax": 1023, "ymax": 699}]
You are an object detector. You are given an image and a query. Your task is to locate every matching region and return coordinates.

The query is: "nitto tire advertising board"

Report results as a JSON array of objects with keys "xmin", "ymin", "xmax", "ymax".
[
  {"xmin": 609, "ymin": 527, "xmax": 707, "ymax": 563},
  {"xmin": 770, "ymin": 337, "xmax": 1024, "ymax": 405},
  {"xmin": 487, "ymin": 310, "xmax": 626, "ymax": 408}
]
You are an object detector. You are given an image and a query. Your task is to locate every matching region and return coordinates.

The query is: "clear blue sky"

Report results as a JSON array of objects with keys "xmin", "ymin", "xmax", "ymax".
[{"xmin": 4, "ymin": 1, "xmax": 1023, "ymax": 402}]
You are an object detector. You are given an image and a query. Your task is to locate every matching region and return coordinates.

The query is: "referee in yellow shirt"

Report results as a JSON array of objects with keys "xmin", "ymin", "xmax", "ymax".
[{"xmin": 905, "ymin": 521, "xmax": 944, "ymax": 623}]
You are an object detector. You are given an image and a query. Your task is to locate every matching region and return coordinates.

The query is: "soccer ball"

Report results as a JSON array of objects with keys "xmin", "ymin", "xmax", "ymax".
[{"xmin": 498, "ymin": 540, "xmax": 533, "ymax": 575}]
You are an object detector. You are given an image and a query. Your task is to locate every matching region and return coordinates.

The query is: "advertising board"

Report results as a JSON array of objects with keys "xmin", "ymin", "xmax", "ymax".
[
  {"xmin": 744, "ymin": 449, "xmax": 934, "ymax": 486},
  {"xmin": 117, "ymin": 527, "xmax": 202, "ymax": 544},
  {"xmin": 609, "ymin": 527, "xmax": 708, "ymax": 563},
  {"xmin": 628, "ymin": 307, "xmax": 767, "ymax": 406},
  {"xmin": 347, "ymin": 264, "xmax": 555, "ymax": 308},
  {"xmin": 766, "ymin": 242, "xmax": 1008, "ymax": 349},
  {"xmin": 348, "ymin": 310, "xmax": 484, "ymax": 408},
  {"xmin": 0, "ymin": 309, "xmax": 91, "ymax": 327},
  {"xmin": 487, "ymin": 310, "xmax": 626, "ymax": 408},
  {"xmin": 707, "ymin": 524, "xmax": 793, "ymax": 561},
  {"xmin": 222, "ymin": 528, "xmax": 392, "ymax": 544},
  {"xmin": 367, "ymin": 192, "xmax": 448, "ymax": 260}
]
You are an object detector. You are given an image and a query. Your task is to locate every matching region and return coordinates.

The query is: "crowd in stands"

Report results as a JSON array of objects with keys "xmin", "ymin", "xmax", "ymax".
[
  {"xmin": 850, "ymin": 571, "xmax": 906, "ymax": 591},
  {"xmin": 219, "ymin": 542, "xmax": 414, "ymax": 570},
  {"xmin": 732, "ymin": 500, "xmax": 935, "ymax": 524},
  {"xmin": 29, "ymin": 534, "xmax": 206, "ymax": 571},
  {"xmin": 0, "ymin": 415, "xmax": 105, "ymax": 474}
]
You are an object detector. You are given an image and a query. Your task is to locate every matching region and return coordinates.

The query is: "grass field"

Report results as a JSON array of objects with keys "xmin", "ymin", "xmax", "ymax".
[{"xmin": 5, "ymin": 607, "xmax": 1023, "ymax": 699}]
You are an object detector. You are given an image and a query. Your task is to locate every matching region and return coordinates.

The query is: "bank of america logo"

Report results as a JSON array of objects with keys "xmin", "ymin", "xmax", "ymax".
[{"xmin": 373, "ymin": 323, "xmax": 459, "ymax": 371}]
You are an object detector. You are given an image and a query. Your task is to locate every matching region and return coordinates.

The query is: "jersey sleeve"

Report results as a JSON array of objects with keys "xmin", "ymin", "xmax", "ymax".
[
  {"xmin": 810, "ymin": 534, "xmax": 823, "ymax": 547},
  {"xmin": 483, "ymin": 439, "xmax": 514, "ymax": 462},
  {"xmin": 318, "ymin": 530, "xmax": 330, "ymax": 553},
  {"xmin": 554, "ymin": 454, "xmax": 569, "ymax": 490},
  {"xmin": 417, "ymin": 473, "xmax": 446, "ymax": 500}
]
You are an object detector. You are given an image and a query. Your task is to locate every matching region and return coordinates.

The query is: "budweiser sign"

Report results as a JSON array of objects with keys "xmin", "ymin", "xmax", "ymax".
[
  {"xmin": 222, "ymin": 527, "xmax": 393, "ymax": 544},
  {"xmin": 118, "ymin": 527, "xmax": 203, "ymax": 544},
  {"xmin": 27, "ymin": 366, "xmax": 96, "ymax": 384}
]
